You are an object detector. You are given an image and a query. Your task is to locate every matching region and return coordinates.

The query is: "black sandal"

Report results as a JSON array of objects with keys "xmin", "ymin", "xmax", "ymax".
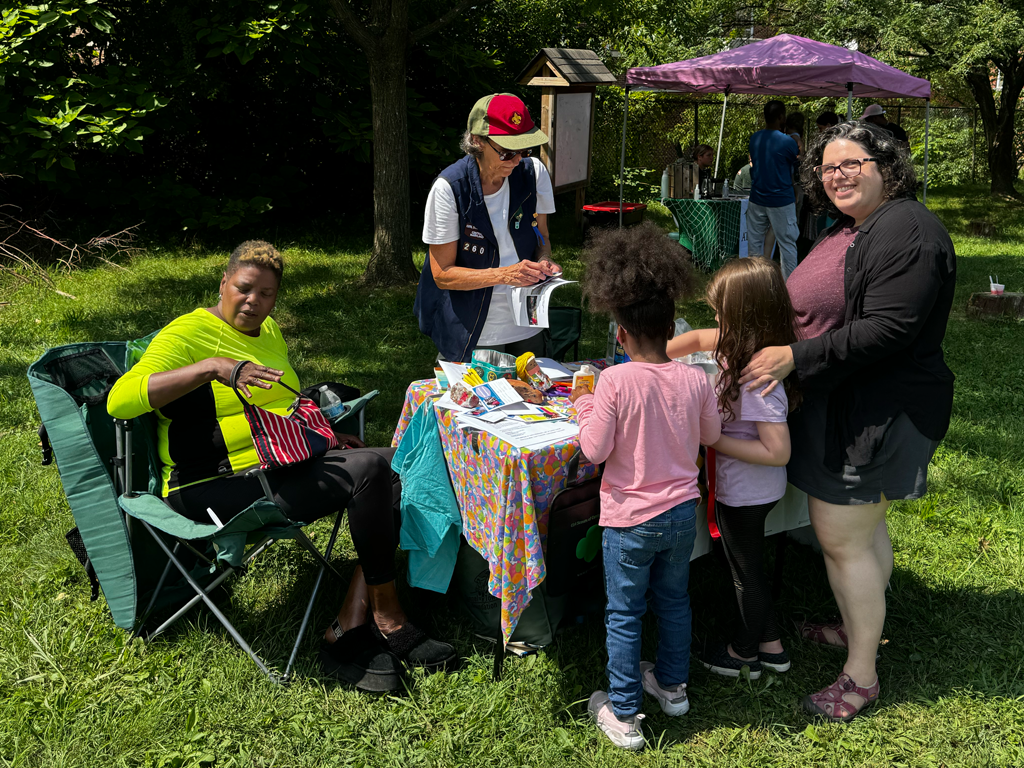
[
  {"xmin": 373, "ymin": 620, "xmax": 458, "ymax": 672},
  {"xmin": 318, "ymin": 621, "xmax": 404, "ymax": 692}
]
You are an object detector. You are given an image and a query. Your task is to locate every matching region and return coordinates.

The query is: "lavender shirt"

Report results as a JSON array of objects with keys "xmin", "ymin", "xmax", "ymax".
[
  {"xmin": 716, "ymin": 384, "xmax": 789, "ymax": 507},
  {"xmin": 788, "ymin": 226, "xmax": 858, "ymax": 339}
]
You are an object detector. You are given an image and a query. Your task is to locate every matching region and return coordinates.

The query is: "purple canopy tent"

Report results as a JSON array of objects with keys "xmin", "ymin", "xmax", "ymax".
[{"xmin": 617, "ymin": 34, "xmax": 933, "ymax": 223}]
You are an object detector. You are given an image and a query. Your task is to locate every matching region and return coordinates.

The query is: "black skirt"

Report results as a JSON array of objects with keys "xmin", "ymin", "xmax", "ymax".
[{"xmin": 787, "ymin": 396, "xmax": 939, "ymax": 506}]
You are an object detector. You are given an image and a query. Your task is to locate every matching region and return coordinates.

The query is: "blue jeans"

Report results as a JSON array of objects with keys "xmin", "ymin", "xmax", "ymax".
[
  {"xmin": 603, "ymin": 499, "xmax": 698, "ymax": 718},
  {"xmin": 746, "ymin": 201, "xmax": 799, "ymax": 279}
]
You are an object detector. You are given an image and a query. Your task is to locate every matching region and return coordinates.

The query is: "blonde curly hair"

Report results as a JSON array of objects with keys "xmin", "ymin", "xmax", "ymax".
[{"xmin": 227, "ymin": 240, "xmax": 283, "ymax": 281}]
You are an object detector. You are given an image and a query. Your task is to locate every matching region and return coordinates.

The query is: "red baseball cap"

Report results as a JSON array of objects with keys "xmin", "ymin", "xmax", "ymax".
[{"xmin": 467, "ymin": 93, "xmax": 549, "ymax": 150}]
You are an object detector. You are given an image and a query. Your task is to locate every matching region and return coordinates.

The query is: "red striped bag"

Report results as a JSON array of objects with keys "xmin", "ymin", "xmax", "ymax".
[{"xmin": 230, "ymin": 360, "xmax": 338, "ymax": 470}]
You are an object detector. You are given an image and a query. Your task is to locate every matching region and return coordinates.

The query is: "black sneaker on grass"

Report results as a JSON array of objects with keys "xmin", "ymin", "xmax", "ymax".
[
  {"xmin": 698, "ymin": 644, "xmax": 762, "ymax": 680},
  {"xmin": 758, "ymin": 649, "xmax": 791, "ymax": 673}
]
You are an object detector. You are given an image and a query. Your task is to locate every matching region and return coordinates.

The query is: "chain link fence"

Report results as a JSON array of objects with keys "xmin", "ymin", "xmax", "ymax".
[{"xmin": 588, "ymin": 87, "xmax": 988, "ymax": 205}]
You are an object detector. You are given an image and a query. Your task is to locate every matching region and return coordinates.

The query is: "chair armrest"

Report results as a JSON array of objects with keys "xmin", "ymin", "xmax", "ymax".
[{"xmin": 118, "ymin": 492, "xmax": 220, "ymax": 540}]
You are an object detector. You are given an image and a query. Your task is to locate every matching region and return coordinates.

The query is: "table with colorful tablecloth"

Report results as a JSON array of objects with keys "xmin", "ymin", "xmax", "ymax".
[
  {"xmin": 392, "ymin": 377, "xmax": 600, "ymax": 645},
  {"xmin": 392, "ymin": 370, "xmax": 811, "ymax": 646}
]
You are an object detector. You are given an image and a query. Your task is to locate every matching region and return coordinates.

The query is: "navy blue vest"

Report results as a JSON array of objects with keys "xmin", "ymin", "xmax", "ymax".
[{"xmin": 414, "ymin": 154, "xmax": 540, "ymax": 362}]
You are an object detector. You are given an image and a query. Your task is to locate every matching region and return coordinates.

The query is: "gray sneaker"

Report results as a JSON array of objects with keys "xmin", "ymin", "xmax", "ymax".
[
  {"xmin": 640, "ymin": 661, "xmax": 690, "ymax": 716},
  {"xmin": 588, "ymin": 691, "xmax": 646, "ymax": 750}
]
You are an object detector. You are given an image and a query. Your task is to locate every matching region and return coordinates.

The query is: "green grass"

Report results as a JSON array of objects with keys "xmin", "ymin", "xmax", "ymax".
[{"xmin": 1, "ymin": 186, "xmax": 1022, "ymax": 767}]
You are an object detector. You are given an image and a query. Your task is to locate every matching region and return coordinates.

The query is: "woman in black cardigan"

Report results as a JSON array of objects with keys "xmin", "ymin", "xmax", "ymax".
[{"xmin": 742, "ymin": 123, "xmax": 956, "ymax": 722}]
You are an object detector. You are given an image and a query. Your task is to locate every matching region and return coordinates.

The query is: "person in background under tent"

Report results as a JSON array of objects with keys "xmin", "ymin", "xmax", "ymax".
[
  {"xmin": 746, "ymin": 100, "xmax": 800, "ymax": 279},
  {"xmin": 693, "ymin": 144, "xmax": 715, "ymax": 197},
  {"xmin": 861, "ymin": 104, "xmax": 909, "ymax": 149},
  {"xmin": 815, "ymin": 111, "xmax": 840, "ymax": 134}
]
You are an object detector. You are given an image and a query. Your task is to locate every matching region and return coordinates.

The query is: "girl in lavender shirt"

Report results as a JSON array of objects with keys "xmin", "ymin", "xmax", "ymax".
[{"xmin": 668, "ymin": 257, "xmax": 801, "ymax": 681}]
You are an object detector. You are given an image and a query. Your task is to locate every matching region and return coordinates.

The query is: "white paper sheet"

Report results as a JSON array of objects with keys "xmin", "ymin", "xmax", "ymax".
[
  {"xmin": 508, "ymin": 278, "xmax": 576, "ymax": 328},
  {"xmin": 533, "ymin": 357, "xmax": 574, "ymax": 380},
  {"xmin": 455, "ymin": 414, "xmax": 579, "ymax": 449},
  {"xmin": 437, "ymin": 361, "xmax": 471, "ymax": 390},
  {"xmin": 472, "ymin": 378, "xmax": 523, "ymax": 410}
]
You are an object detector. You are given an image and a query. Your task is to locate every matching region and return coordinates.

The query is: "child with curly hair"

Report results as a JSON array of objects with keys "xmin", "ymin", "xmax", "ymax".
[
  {"xmin": 571, "ymin": 221, "xmax": 721, "ymax": 751},
  {"xmin": 667, "ymin": 257, "xmax": 800, "ymax": 680}
]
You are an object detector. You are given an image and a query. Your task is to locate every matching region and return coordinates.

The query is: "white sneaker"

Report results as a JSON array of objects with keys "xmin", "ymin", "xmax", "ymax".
[
  {"xmin": 640, "ymin": 661, "xmax": 690, "ymax": 716},
  {"xmin": 588, "ymin": 691, "xmax": 646, "ymax": 750}
]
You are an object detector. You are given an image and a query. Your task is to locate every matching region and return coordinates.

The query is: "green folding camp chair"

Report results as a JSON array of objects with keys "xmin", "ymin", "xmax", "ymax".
[{"xmin": 29, "ymin": 338, "xmax": 378, "ymax": 683}]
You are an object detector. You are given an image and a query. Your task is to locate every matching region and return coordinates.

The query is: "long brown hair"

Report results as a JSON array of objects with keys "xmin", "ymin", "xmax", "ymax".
[{"xmin": 706, "ymin": 257, "xmax": 801, "ymax": 421}]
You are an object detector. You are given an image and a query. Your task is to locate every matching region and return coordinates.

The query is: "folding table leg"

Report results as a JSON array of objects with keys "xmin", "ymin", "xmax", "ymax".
[
  {"xmin": 493, "ymin": 642, "xmax": 506, "ymax": 681},
  {"xmin": 139, "ymin": 521, "xmax": 277, "ymax": 681},
  {"xmin": 282, "ymin": 511, "xmax": 346, "ymax": 683}
]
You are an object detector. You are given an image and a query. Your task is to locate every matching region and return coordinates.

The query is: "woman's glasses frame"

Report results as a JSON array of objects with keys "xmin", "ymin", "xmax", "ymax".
[
  {"xmin": 487, "ymin": 138, "xmax": 532, "ymax": 162},
  {"xmin": 813, "ymin": 157, "xmax": 877, "ymax": 181}
]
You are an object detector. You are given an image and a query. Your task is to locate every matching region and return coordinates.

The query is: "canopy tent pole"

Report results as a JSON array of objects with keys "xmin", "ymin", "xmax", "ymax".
[
  {"xmin": 846, "ymin": 82, "xmax": 853, "ymax": 120},
  {"xmin": 714, "ymin": 90, "xmax": 729, "ymax": 178},
  {"xmin": 923, "ymin": 98, "xmax": 930, "ymax": 205},
  {"xmin": 618, "ymin": 87, "xmax": 631, "ymax": 228}
]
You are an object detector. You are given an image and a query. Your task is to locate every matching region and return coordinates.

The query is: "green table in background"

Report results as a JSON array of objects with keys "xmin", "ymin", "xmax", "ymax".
[{"xmin": 663, "ymin": 198, "xmax": 742, "ymax": 271}]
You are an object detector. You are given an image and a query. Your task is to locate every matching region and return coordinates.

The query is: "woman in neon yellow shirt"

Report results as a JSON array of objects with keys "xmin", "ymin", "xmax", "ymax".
[{"xmin": 109, "ymin": 240, "xmax": 455, "ymax": 691}]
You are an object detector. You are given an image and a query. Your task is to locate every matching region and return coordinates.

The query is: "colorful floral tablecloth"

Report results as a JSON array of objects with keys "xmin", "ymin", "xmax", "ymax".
[
  {"xmin": 392, "ymin": 374, "xmax": 600, "ymax": 645},
  {"xmin": 390, "ymin": 362, "xmax": 810, "ymax": 645}
]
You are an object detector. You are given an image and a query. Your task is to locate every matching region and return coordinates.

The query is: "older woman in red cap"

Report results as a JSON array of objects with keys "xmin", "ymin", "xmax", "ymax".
[{"xmin": 415, "ymin": 93, "xmax": 560, "ymax": 362}]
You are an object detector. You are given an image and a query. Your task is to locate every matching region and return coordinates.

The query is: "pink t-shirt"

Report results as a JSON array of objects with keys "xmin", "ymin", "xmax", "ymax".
[
  {"xmin": 574, "ymin": 361, "xmax": 722, "ymax": 528},
  {"xmin": 788, "ymin": 225, "xmax": 857, "ymax": 338},
  {"xmin": 715, "ymin": 384, "xmax": 789, "ymax": 507}
]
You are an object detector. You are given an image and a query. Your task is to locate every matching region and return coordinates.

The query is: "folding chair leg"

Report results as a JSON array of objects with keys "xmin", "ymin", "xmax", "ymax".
[
  {"xmin": 146, "ymin": 564, "xmax": 235, "ymax": 639},
  {"xmin": 145, "ymin": 536, "xmax": 276, "ymax": 640},
  {"xmin": 139, "ymin": 521, "xmax": 278, "ymax": 682},
  {"xmin": 133, "ymin": 542, "xmax": 180, "ymax": 637},
  {"xmin": 282, "ymin": 510, "xmax": 346, "ymax": 683},
  {"xmin": 292, "ymin": 530, "xmax": 345, "ymax": 582}
]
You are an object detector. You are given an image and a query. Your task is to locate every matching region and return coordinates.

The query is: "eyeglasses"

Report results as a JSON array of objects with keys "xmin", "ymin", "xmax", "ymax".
[
  {"xmin": 487, "ymin": 139, "xmax": 532, "ymax": 162},
  {"xmin": 813, "ymin": 157, "xmax": 877, "ymax": 181}
]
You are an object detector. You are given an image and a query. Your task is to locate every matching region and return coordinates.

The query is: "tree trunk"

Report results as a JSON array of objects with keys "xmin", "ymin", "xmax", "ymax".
[
  {"xmin": 326, "ymin": 0, "xmax": 480, "ymax": 285},
  {"xmin": 967, "ymin": 62, "xmax": 1024, "ymax": 198},
  {"xmin": 362, "ymin": 40, "xmax": 418, "ymax": 286}
]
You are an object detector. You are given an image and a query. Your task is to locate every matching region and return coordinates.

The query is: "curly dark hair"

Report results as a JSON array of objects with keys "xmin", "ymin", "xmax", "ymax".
[
  {"xmin": 581, "ymin": 220, "xmax": 697, "ymax": 343},
  {"xmin": 800, "ymin": 121, "xmax": 917, "ymax": 215}
]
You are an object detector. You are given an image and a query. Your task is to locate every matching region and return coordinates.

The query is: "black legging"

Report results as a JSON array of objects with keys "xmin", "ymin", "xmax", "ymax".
[
  {"xmin": 716, "ymin": 500, "xmax": 781, "ymax": 658},
  {"xmin": 167, "ymin": 447, "xmax": 401, "ymax": 585}
]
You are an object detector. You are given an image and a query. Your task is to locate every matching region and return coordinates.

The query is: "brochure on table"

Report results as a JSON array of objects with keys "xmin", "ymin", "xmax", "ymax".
[
  {"xmin": 432, "ymin": 360, "xmax": 579, "ymax": 449},
  {"xmin": 508, "ymin": 277, "xmax": 575, "ymax": 329}
]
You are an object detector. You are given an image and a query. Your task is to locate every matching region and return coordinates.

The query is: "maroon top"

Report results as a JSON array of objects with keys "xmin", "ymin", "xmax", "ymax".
[{"xmin": 788, "ymin": 226, "xmax": 858, "ymax": 339}]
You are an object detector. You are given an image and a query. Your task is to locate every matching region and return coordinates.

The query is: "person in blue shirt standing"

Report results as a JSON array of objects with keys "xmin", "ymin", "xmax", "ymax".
[{"xmin": 747, "ymin": 101, "xmax": 800, "ymax": 279}]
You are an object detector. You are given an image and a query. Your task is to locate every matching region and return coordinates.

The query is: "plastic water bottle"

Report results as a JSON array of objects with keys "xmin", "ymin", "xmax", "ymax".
[
  {"xmin": 693, "ymin": 181, "xmax": 701, "ymax": 200},
  {"xmin": 319, "ymin": 385, "xmax": 347, "ymax": 421},
  {"xmin": 661, "ymin": 167, "xmax": 670, "ymax": 200},
  {"xmin": 721, "ymin": 179, "xmax": 729, "ymax": 199},
  {"xmin": 605, "ymin": 321, "xmax": 630, "ymax": 365}
]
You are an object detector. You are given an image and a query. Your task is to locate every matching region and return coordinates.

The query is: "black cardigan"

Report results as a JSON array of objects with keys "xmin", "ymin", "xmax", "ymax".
[{"xmin": 791, "ymin": 198, "xmax": 956, "ymax": 471}]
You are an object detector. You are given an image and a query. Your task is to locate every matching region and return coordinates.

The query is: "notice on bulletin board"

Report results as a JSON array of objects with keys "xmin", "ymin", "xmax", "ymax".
[{"xmin": 554, "ymin": 92, "xmax": 592, "ymax": 188}]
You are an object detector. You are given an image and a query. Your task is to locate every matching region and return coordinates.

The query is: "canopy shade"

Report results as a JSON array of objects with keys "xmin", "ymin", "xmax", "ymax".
[{"xmin": 627, "ymin": 34, "xmax": 931, "ymax": 99}]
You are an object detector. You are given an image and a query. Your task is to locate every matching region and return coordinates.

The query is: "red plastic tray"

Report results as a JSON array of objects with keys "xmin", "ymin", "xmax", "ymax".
[{"xmin": 582, "ymin": 201, "xmax": 648, "ymax": 213}]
